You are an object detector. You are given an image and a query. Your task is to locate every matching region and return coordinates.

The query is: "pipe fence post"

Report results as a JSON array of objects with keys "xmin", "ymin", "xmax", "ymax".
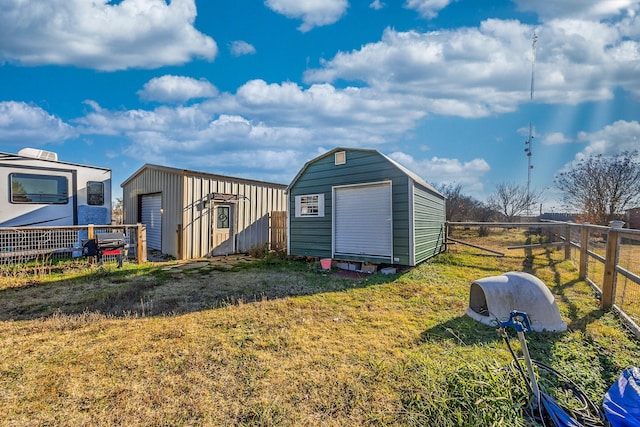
[
  {"xmin": 564, "ymin": 224, "xmax": 571, "ymax": 260},
  {"xmin": 578, "ymin": 225, "xmax": 589, "ymax": 280},
  {"xmin": 445, "ymin": 222, "xmax": 450, "ymax": 252},
  {"xmin": 602, "ymin": 222, "xmax": 623, "ymax": 309}
]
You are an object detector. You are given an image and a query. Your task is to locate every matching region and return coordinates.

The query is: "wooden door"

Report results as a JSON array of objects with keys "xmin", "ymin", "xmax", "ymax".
[{"xmin": 211, "ymin": 204, "xmax": 234, "ymax": 255}]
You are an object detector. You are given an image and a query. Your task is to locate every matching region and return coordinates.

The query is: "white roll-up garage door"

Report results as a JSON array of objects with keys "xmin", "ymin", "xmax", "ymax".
[
  {"xmin": 141, "ymin": 194, "xmax": 162, "ymax": 251},
  {"xmin": 334, "ymin": 182, "xmax": 392, "ymax": 258}
]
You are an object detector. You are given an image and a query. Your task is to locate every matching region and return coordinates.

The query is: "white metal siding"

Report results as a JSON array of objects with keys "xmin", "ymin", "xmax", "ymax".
[
  {"xmin": 334, "ymin": 182, "xmax": 392, "ymax": 258},
  {"xmin": 141, "ymin": 194, "xmax": 162, "ymax": 250},
  {"xmin": 122, "ymin": 168, "xmax": 182, "ymax": 256},
  {"xmin": 183, "ymin": 177, "xmax": 287, "ymax": 257},
  {"xmin": 123, "ymin": 165, "xmax": 287, "ymax": 259}
]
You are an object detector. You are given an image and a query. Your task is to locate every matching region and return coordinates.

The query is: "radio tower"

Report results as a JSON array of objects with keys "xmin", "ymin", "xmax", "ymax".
[{"xmin": 524, "ymin": 31, "xmax": 537, "ymax": 215}]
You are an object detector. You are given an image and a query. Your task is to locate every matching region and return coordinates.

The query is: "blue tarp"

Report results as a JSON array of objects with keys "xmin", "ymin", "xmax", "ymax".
[{"xmin": 603, "ymin": 367, "xmax": 640, "ymax": 427}]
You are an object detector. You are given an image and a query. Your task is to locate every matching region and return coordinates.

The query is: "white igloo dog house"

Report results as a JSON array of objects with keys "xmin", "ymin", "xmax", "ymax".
[{"xmin": 466, "ymin": 271, "xmax": 567, "ymax": 332}]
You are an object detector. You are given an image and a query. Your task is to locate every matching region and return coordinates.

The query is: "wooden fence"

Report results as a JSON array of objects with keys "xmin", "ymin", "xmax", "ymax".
[
  {"xmin": 447, "ymin": 221, "xmax": 640, "ymax": 339},
  {"xmin": 0, "ymin": 223, "xmax": 147, "ymax": 267},
  {"xmin": 270, "ymin": 211, "xmax": 287, "ymax": 251}
]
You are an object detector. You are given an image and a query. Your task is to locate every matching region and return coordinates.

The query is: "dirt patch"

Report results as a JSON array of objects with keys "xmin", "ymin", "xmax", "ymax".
[
  {"xmin": 156, "ymin": 255, "xmax": 258, "ymax": 274},
  {"xmin": 332, "ymin": 269, "xmax": 373, "ymax": 279}
]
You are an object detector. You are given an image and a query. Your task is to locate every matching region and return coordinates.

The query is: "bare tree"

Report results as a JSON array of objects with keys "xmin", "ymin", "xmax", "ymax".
[
  {"xmin": 112, "ymin": 197, "xmax": 123, "ymax": 225},
  {"xmin": 488, "ymin": 182, "xmax": 541, "ymax": 222},
  {"xmin": 438, "ymin": 183, "xmax": 465, "ymax": 221},
  {"xmin": 554, "ymin": 151, "xmax": 640, "ymax": 225},
  {"xmin": 437, "ymin": 183, "xmax": 499, "ymax": 222}
]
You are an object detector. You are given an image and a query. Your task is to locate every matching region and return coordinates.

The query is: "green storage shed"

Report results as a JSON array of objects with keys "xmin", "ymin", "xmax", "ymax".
[{"xmin": 287, "ymin": 148, "xmax": 446, "ymax": 267}]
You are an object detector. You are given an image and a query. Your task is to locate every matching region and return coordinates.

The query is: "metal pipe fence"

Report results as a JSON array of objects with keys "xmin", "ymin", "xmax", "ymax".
[
  {"xmin": 566, "ymin": 222, "xmax": 640, "ymax": 336},
  {"xmin": 0, "ymin": 224, "xmax": 146, "ymax": 268},
  {"xmin": 447, "ymin": 221, "xmax": 640, "ymax": 339}
]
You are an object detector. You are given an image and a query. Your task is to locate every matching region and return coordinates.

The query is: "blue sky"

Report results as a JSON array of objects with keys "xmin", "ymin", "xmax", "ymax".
[{"xmin": 1, "ymin": 0, "xmax": 639, "ymax": 211}]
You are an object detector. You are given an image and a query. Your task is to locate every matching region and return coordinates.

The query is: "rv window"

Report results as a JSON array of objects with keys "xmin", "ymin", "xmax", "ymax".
[
  {"xmin": 10, "ymin": 173, "xmax": 68, "ymax": 204},
  {"xmin": 87, "ymin": 181, "xmax": 104, "ymax": 205}
]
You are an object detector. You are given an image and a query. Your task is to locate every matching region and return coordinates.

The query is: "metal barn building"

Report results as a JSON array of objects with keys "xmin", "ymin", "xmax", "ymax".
[
  {"xmin": 121, "ymin": 164, "xmax": 287, "ymax": 259},
  {"xmin": 625, "ymin": 207, "xmax": 640, "ymax": 230},
  {"xmin": 287, "ymin": 148, "xmax": 446, "ymax": 267}
]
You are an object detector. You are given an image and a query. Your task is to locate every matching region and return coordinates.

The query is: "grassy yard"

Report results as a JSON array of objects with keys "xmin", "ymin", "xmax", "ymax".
[{"xmin": 1, "ymin": 237, "xmax": 639, "ymax": 426}]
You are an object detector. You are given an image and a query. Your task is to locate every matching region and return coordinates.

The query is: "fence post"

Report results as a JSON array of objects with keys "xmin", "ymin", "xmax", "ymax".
[
  {"xmin": 578, "ymin": 225, "xmax": 589, "ymax": 279},
  {"xmin": 602, "ymin": 224, "xmax": 623, "ymax": 309},
  {"xmin": 86, "ymin": 224, "xmax": 95, "ymax": 265},
  {"xmin": 136, "ymin": 224, "xmax": 147, "ymax": 264},
  {"xmin": 445, "ymin": 222, "xmax": 450, "ymax": 252},
  {"xmin": 564, "ymin": 224, "xmax": 571, "ymax": 260}
]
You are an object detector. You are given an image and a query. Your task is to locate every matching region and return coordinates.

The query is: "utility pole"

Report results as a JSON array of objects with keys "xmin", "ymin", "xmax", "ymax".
[{"xmin": 524, "ymin": 31, "xmax": 537, "ymax": 216}]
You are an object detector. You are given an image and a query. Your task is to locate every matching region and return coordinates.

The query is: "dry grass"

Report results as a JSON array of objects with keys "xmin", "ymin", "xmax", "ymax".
[{"xmin": 1, "ymin": 243, "xmax": 639, "ymax": 426}]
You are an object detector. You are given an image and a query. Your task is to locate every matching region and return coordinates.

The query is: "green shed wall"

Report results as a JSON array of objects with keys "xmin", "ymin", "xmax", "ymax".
[
  {"xmin": 412, "ymin": 183, "xmax": 446, "ymax": 264},
  {"xmin": 289, "ymin": 149, "xmax": 444, "ymax": 266}
]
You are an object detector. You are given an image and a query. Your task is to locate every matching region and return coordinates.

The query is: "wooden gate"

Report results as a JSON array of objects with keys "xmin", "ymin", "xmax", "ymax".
[{"xmin": 270, "ymin": 211, "xmax": 287, "ymax": 251}]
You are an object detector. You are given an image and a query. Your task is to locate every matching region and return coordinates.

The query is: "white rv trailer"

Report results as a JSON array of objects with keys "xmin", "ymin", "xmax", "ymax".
[{"xmin": 0, "ymin": 148, "xmax": 112, "ymax": 227}]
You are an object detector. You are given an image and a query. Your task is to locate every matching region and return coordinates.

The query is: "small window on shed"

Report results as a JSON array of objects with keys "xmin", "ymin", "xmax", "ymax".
[
  {"xmin": 335, "ymin": 151, "xmax": 346, "ymax": 165},
  {"xmin": 295, "ymin": 194, "xmax": 325, "ymax": 217}
]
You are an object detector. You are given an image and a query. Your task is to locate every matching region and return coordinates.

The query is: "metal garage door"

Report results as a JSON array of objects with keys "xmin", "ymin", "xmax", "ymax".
[
  {"xmin": 141, "ymin": 194, "xmax": 162, "ymax": 250},
  {"xmin": 334, "ymin": 182, "xmax": 392, "ymax": 258}
]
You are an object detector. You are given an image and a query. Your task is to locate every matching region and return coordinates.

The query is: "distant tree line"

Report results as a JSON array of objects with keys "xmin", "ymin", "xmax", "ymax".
[
  {"xmin": 437, "ymin": 182, "xmax": 539, "ymax": 223},
  {"xmin": 437, "ymin": 183, "xmax": 497, "ymax": 222},
  {"xmin": 438, "ymin": 150, "xmax": 640, "ymax": 227}
]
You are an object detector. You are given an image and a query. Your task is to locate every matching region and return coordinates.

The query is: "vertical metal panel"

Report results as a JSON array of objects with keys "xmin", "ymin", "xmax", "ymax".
[
  {"xmin": 121, "ymin": 167, "xmax": 183, "ymax": 258},
  {"xmin": 123, "ymin": 165, "xmax": 286, "ymax": 259},
  {"xmin": 413, "ymin": 183, "xmax": 446, "ymax": 264},
  {"xmin": 333, "ymin": 182, "xmax": 393, "ymax": 258},
  {"xmin": 141, "ymin": 194, "xmax": 162, "ymax": 250}
]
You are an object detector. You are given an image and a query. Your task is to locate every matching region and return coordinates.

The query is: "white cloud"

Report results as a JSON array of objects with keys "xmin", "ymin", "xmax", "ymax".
[
  {"xmin": 542, "ymin": 121, "xmax": 640, "ymax": 212},
  {"xmin": 0, "ymin": 0, "xmax": 217, "ymax": 70},
  {"xmin": 370, "ymin": 0, "xmax": 385, "ymax": 11},
  {"xmin": 74, "ymin": 100, "xmax": 312, "ymax": 156},
  {"xmin": 226, "ymin": 79, "xmax": 428, "ymax": 136},
  {"xmin": 138, "ymin": 75, "xmax": 218, "ymax": 103},
  {"xmin": 541, "ymin": 132, "xmax": 572, "ymax": 145},
  {"xmin": 388, "ymin": 151, "xmax": 491, "ymax": 192},
  {"xmin": 514, "ymin": 0, "xmax": 639, "ymax": 21},
  {"xmin": 230, "ymin": 41, "xmax": 257, "ymax": 56},
  {"xmin": 191, "ymin": 149, "xmax": 303, "ymax": 175},
  {"xmin": 405, "ymin": 0, "xmax": 455, "ymax": 19},
  {"xmin": 304, "ymin": 17, "xmax": 640, "ymax": 116},
  {"xmin": 110, "ymin": 109, "xmax": 310, "ymax": 183},
  {"xmin": 551, "ymin": 120, "xmax": 640, "ymax": 180},
  {"xmin": 575, "ymin": 120, "xmax": 640, "ymax": 158},
  {"xmin": 0, "ymin": 102, "xmax": 76, "ymax": 144},
  {"xmin": 304, "ymin": 24, "xmax": 533, "ymax": 117},
  {"xmin": 264, "ymin": 0, "xmax": 349, "ymax": 32}
]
